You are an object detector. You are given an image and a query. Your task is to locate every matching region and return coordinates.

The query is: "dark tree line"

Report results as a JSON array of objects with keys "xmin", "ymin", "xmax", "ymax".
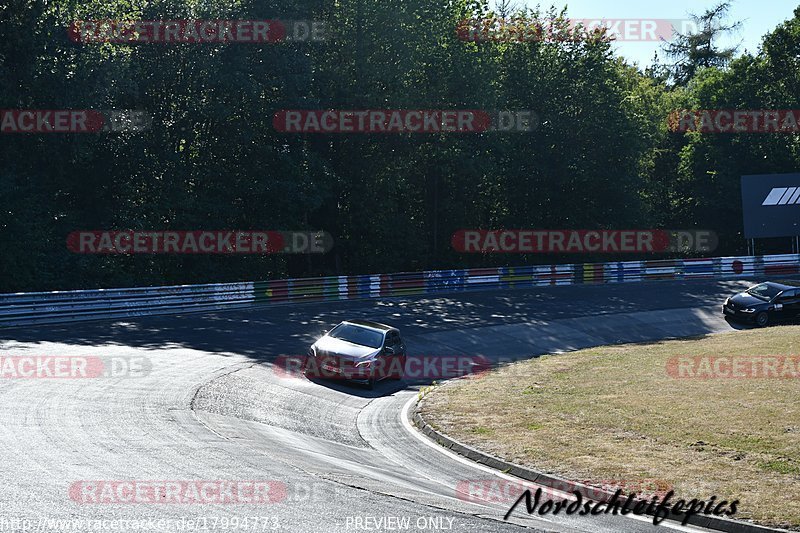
[{"xmin": 1, "ymin": 0, "xmax": 799, "ymax": 292}]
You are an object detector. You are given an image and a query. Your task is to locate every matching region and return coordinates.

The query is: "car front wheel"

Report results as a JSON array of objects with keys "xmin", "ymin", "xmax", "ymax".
[{"xmin": 755, "ymin": 312, "xmax": 770, "ymax": 327}]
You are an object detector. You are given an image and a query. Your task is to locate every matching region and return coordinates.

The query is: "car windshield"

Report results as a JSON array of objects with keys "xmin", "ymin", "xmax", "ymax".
[
  {"xmin": 746, "ymin": 283, "xmax": 782, "ymax": 300},
  {"xmin": 328, "ymin": 324, "xmax": 384, "ymax": 349}
]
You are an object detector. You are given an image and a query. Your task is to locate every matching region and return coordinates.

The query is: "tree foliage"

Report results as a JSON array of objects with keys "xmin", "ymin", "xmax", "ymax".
[{"xmin": 1, "ymin": 1, "xmax": 799, "ymax": 291}]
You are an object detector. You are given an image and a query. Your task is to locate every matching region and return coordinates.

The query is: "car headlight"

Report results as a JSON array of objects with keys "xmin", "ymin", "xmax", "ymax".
[
  {"xmin": 742, "ymin": 308, "xmax": 756, "ymax": 313},
  {"xmin": 725, "ymin": 298, "xmax": 731, "ymax": 305},
  {"xmin": 355, "ymin": 360, "xmax": 371, "ymax": 368}
]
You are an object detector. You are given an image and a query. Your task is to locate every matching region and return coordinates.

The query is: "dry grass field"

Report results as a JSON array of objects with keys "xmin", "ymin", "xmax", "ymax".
[{"xmin": 419, "ymin": 327, "xmax": 800, "ymax": 529}]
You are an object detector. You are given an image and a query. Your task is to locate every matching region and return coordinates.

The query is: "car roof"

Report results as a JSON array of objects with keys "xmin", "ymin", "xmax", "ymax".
[
  {"xmin": 766, "ymin": 280, "xmax": 800, "ymax": 290},
  {"xmin": 342, "ymin": 319, "xmax": 395, "ymax": 332}
]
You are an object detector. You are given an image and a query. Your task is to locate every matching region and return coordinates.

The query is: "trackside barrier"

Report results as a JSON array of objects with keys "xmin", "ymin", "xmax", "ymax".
[{"xmin": 1, "ymin": 254, "xmax": 798, "ymax": 327}]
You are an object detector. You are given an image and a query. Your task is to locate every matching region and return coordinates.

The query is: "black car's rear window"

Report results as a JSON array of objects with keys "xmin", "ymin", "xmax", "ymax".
[
  {"xmin": 747, "ymin": 283, "xmax": 783, "ymax": 300},
  {"xmin": 328, "ymin": 324, "xmax": 384, "ymax": 348}
]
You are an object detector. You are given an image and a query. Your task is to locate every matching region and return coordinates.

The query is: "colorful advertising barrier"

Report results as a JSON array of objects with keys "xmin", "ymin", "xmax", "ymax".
[{"xmin": 0, "ymin": 254, "xmax": 797, "ymax": 327}]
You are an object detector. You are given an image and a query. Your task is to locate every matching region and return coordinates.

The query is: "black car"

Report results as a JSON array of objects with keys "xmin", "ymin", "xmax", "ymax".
[
  {"xmin": 722, "ymin": 280, "xmax": 800, "ymax": 327},
  {"xmin": 305, "ymin": 320, "xmax": 406, "ymax": 389}
]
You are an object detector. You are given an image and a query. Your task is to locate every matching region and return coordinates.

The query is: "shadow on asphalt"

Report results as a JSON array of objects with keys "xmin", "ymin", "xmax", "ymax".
[
  {"xmin": 724, "ymin": 317, "xmax": 753, "ymax": 330},
  {"xmin": 303, "ymin": 372, "xmax": 495, "ymax": 398},
  {"xmin": 0, "ymin": 278, "xmax": 774, "ymax": 367},
  {"xmin": 303, "ymin": 375, "xmax": 411, "ymax": 398},
  {"xmin": 723, "ymin": 316, "xmax": 800, "ymax": 330}
]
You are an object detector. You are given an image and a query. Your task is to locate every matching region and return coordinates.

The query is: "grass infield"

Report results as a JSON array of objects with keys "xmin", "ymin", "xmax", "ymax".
[{"xmin": 419, "ymin": 326, "xmax": 800, "ymax": 529}]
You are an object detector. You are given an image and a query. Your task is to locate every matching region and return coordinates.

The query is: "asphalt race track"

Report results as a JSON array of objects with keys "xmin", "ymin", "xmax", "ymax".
[{"xmin": 0, "ymin": 279, "xmax": 762, "ymax": 533}]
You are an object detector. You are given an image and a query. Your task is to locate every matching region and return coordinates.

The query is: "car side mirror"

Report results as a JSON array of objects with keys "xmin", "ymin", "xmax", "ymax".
[{"xmin": 383, "ymin": 346, "xmax": 395, "ymax": 355}]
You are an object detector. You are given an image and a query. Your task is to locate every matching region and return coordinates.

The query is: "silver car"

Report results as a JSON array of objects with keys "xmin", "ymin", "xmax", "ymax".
[{"xmin": 305, "ymin": 320, "xmax": 406, "ymax": 389}]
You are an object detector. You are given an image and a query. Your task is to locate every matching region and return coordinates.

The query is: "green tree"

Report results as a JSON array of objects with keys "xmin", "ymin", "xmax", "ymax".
[{"xmin": 663, "ymin": 1, "xmax": 741, "ymax": 86}]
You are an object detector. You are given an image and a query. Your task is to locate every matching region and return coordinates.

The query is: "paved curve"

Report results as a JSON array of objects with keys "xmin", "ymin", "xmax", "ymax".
[{"xmin": 0, "ymin": 279, "xmax": 759, "ymax": 533}]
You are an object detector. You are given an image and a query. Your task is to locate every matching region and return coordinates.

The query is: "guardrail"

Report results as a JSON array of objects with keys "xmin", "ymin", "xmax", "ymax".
[{"xmin": 1, "ymin": 254, "xmax": 798, "ymax": 327}]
